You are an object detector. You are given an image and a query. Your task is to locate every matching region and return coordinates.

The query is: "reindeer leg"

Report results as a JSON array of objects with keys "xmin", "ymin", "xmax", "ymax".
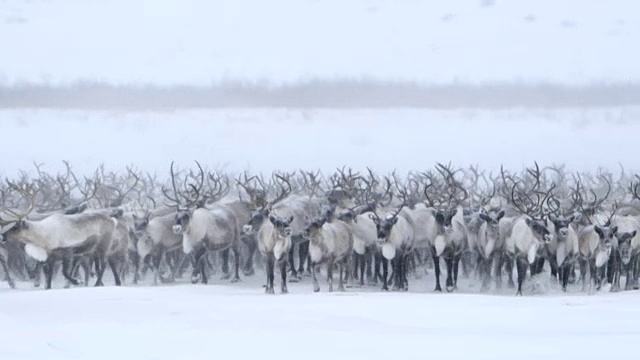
[
  {"xmin": 288, "ymin": 245, "xmax": 299, "ymax": 282},
  {"xmin": 381, "ymin": 257, "xmax": 389, "ymax": 291},
  {"xmin": 366, "ymin": 250, "xmax": 375, "ymax": 284},
  {"xmin": 108, "ymin": 257, "xmax": 122, "ymax": 286},
  {"xmin": 432, "ymin": 251, "xmax": 442, "ymax": 292},
  {"xmin": 230, "ymin": 246, "xmax": 241, "ymax": 283},
  {"xmin": 561, "ymin": 264, "xmax": 571, "ymax": 292},
  {"xmin": 327, "ymin": 261, "xmax": 334, "ymax": 292},
  {"xmin": 337, "ymin": 261, "xmax": 345, "ymax": 292},
  {"xmin": 61, "ymin": 256, "xmax": 80, "ymax": 286},
  {"xmin": 298, "ymin": 241, "xmax": 310, "ymax": 277},
  {"xmin": 312, "ymin": 263, "xmax": 320, "ymax": 292},
  {"xmin": 493, "ymin": 252, "xmax": 503, "ymax": 289},
  {"xmin": 444, "ymin": 256, "xmax": 454, "ymax": 292},
  {"xmin": 94, "ymin": 254, "xmax": 107, "ymax": 287},
  {"xmin": 0, "ymin": 256, "xmax": 15, "ymax": 289},
  {"xmin": 358, "ymin": 253, "xmax": 366, "ymax": 286},
  {"xmin": 279, "ymin": 258, "xmax": 288, "ymax": 294},
  {"xmin": 263, "ymin": 253, "xmax": 275, "ymax": 294},
  {"xmin": 515, "ymin": 257, "xmax": 527, "ymax": 296},
  {"xmin": 579, "ymin": 257, "xmax": 587, "ymax": 292},
  {"xmin": 453, "ymin": 253, "xmax": 461, "ymax": 290},
  {"xmin": 242, "ymin": 234, "xmax": 257, "ymax": 276},
  {"xmin": 505, "ymin": 256, "xmax": 515, "ymax": 288},
  {"xmin": 43, "ymin": 258, "xmax": 55, "ymax": 290},
  {"xmin": 219, "ymin": 249, "xmax": 231, "ymax": 280}
]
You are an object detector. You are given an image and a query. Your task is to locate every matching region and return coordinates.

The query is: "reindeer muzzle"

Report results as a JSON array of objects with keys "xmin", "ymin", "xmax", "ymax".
[
  {"xmin": 559, "ymin": 229, "xmax": 569, "ymax": 238},
  {"xmin": 172, "ymin": 225, "xmax": 183, "ymax": 234},
  {"xmin": 242, "ymin": 225, "xmax": 253, "ymax": 234}
]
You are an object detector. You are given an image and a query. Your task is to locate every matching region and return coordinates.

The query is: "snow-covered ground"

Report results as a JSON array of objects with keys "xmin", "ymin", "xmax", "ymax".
[
  {"xmin": 1, "ymin": 0, "xmax": 639, "ymax": 86},
  {"xmin": 1, "ymin": 107, "xmax": 638, "ymax": 178},
  {"xmin": 1, "ymin": 273, "xmax": 639, "ymax": 360}
]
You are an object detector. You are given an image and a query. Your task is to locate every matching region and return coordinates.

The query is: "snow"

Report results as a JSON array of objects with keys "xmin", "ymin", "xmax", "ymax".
[
  {"xmin": 1, "ymin": 0, "xmax": 639, "ymax": 86},
  {"xmin": 1, "ymin": 278, "xmax": 639, "ymax": 359}
]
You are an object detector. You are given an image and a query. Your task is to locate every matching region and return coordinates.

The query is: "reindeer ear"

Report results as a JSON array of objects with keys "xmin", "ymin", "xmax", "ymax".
[
  {"xmin": 479, "ymin": 213, "xmax": 491, "ymax": 222},
  {"xmin": 286, "ymin": 215, "xmax": 294, "ymax": 225},
  {"xmin": 594, "ymin": 225, "xmax": 604, "ymax": 238},
  {"xmin": 435, "ymin": 212, "xmax": 445, "ymax": 224},
  {"xmin": 612, "ymin": 226, "xmax": 619, "ymax": 235},
  {"xmin": 496, "ymin": 210, "xmax": 505, "ymax": 221},
  {"xmin": 269, "ymin": 215, "xmax": 277, "ymax": 226},
  {"xmin": 450, "ymin": 209, "xmax": 458, "ymax": 217},
  {"xmin": 391, "ymin": 217, "xmax": 399, "ymax": 225},
  {"xmin": 631, "ymin": 230, "xmax": 637, "ymax": 239}
]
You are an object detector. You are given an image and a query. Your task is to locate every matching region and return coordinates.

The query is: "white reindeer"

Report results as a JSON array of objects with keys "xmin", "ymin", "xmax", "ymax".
[
  {"xmin": 369, "ymin": 200, "xmax": 415, "ymax": 291},
  {"xmin": 0, "ymin": 188, "xmax": 118, "ymax": 290},
  {"xmin": 303, "ymin": 213, "xmax": 353, "ymax": 292},
  {"xmin": 504, "ymin": 182, "xmax": 556, "ymax": 296}
]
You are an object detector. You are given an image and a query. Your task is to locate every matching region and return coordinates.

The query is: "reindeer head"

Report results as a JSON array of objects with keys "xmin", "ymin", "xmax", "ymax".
[
  {"xmin": 269, "ymin": 215, "xmax": 294, "ymax": 239},
  {"xmin": 132, "ymin": 212, "xmax": 151, "ymax": 239},
  {"xmin": 594, "ymin": 225, "xmax": 617, "ymax": 249},
  {"xmin": 434, "ymin": 208, "xmax": 458, "ymax": 235},
  {"xmin": 243, "ymin": 206, "xmax": 270, "ymax": 235},
  {"xmin": 172, "ymin": 208, "xmax": 192, "ymax": 235},
  {"xmin": 302, "ymin": 215, "xmax": 327, "ymax": 239},
  {"xmin": 547, "ymin": 214, "xmax": 575, "ymax": 241},
  {"xmin": 478, "ymin": 209, "xmax": 505, "ymax": 236},
  {"xmin": 524, "ymin": 218, "xmax": 552, "ymax": 244},
  {"xmin": 616, "ymin": 230, "xmax": 637, "ymax": 265},
  {"xmin": 369, "ymin": 204, "xmax": 404, "ymax": 242}
]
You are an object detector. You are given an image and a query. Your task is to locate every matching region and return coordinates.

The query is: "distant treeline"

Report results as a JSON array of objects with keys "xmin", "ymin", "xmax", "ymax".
[{"xmin": 1, "ymin": 80, "xmax": 639, "ymax": 110}]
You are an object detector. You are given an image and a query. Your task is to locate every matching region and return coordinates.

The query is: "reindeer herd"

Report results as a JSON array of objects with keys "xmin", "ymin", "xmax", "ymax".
[{"xmin": 1, "ymin": 161, "xmax": 640, "ymax": 296}]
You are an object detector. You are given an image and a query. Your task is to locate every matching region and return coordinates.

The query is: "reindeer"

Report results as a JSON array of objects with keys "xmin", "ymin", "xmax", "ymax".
[
  {"xmin": 304, "ymin": 210, "xmax": 354, "ymax": 292},
  {"xmin": 469, "ymin": 207, "xmax": 505, "ymax": 291},
  {"xmin": 242, "ymin": 174, "xmax": 294, "ymax": 294},
  {"xmin": 369, "ymin": 190, "xmax": 415, "ymax": 292},
  {"xmin": 0, "ymin": 184, "xmax": 118, "ymax": 289},
  {"xmin": 422, "ymin": 163, "xmax": 469, "ymax": 292},
  {"xmin": 164, "ymin": 161, "xmax": 241, "ymax": 284},
  {"xmin": 543, "ymin": 197, "xmax": 580, "ymax": 291},
  {"xmin": 503, "ymin": 167, "xmax": 557, "ymax": 296}
]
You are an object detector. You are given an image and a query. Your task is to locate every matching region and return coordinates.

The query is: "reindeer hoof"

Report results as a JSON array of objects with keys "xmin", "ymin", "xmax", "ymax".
[
  {"xmin": 230, "ymin": 277, "xmax": 241, "ymax": 283},
  {"xmin": 313, "ymin": 287, "xmax": 320, "ymax": 293},
  {"xmin": 243, "ymin": 268, "xmax": 255, "ymax": 277},
  {"xmin": 281, "ymin": 287, "xmax": 288, "ymax": 294},
  {"xmin": 446, "ymin": 285, "xmax": 455, "ymax": 292},
  {"xmin": 265, "ymin": 287, "xmax": 275, "ymax": 294},
  {"xmin": 220, "ymin": 273, "xmax": 231, "ymax": 280},
  {"xmin": 434, "ymin": 286, "xmax": 442, "ymax": 292}
]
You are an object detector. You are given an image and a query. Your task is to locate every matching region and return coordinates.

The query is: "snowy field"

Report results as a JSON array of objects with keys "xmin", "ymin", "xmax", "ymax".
[{"xmin": 1, "ymin": 272, "xmax": 640, "ymax": 360}]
